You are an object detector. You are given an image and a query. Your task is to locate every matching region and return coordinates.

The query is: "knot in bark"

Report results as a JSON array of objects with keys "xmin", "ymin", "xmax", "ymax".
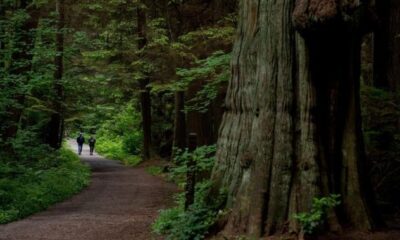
[
  {"xmin": 240, "ymin": 151, "xmax": 253, "ymax": 169},
  {"xmin": 293, "ymin": 0, "xmax": 364, "ymax": 32}
]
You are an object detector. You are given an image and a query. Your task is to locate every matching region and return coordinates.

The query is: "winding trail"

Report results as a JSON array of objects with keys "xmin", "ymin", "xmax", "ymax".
[{"xmin": 0, "ymin": 141, "xmax": 177, "ymax": 240}]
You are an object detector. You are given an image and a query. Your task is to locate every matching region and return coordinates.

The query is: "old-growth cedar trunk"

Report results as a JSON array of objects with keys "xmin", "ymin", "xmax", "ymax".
[
  {"xmin": 211, "ymin": 0, "xmax": 378, "ymax": 238},
  {"xmin": 172, "ymin": 91, "xmax": 187, "ymax": 152},
  {"xmin": 374, "ymin": 0, "xmax": 400, "ymax": 90},
  {"xmin": 137, "ymin": 1, "xmax": 152, "ymax": 160},
  {"xmin": 47, "ymin": 0, "xmax": 65, "ymax": 149},
  {"xmin": 3, "ymin": 1, "xmax": 39, "ymax": 142}
]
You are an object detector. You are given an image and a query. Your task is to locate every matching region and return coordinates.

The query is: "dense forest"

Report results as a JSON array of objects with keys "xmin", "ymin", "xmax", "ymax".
[{"xmin": 1, "ymin": 0, "xmax": 400, "ymax": 239}]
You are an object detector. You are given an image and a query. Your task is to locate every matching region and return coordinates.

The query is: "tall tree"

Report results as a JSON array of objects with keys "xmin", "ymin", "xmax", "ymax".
[
  {"xmin": 47, "ymin": 0, "xmax": 65, "ymax": 149},
  {"xmin": 211, "ymin": 0, "xmax": 379, "ymax": 238},
  {"xmin": 137, "ymin": 0, "xmax": 152, "ymax": 160},
  {"xmin": 172, "ymin": 90, "xmax": 187, "ymax": 152},
  {"xmin": 374, "ymin": 0, "xmax": 400, "ymax": 91},
  {"xmin": 2, "ymin": 1, "xmax": 40, "ymax": 143}
]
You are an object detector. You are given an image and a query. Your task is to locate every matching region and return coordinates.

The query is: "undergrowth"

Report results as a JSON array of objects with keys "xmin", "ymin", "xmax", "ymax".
[
  {"xmin": 0, "ymin": 147, "xmax": 90, "ymax": 224},
  {"xmin": 153, "ymin": 144, "xmax": 225, "ymax": 240},
  {"xmin": 294, "ymin": 194, "xmax": 341, "ymax": 235},
  {"xmin": 153, "ymin": 181, "xmax": 226, "ymax": 240}
]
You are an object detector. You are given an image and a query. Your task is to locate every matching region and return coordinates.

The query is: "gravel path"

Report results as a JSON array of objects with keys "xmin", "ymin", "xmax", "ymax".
[{"xmin": 0, "ymin": 141, "xmax": 177, "ymax": 240}]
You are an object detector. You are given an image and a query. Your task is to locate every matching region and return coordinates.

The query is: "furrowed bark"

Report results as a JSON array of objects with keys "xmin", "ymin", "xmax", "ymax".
[{"xmin": 211, "ymin": 0, "xmax": 378, "ymax": 238}]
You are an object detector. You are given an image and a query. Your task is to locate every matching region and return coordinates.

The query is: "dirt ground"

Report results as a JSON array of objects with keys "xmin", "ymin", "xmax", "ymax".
[{"xmin": 0, "ymin": 142, "xmax": 177, "ymax": 240}]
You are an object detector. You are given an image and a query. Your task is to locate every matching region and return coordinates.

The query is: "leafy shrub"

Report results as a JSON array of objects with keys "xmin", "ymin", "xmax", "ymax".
[
  {"xmin": 153, "ymin": 181, "xmax": 225, "ymax": 240},
  {"xmin": 153, "ymin": 146, "xmax": 223, "ymax": 240},
  {"xmin": 294, "ymin": 194, "xmax": 341, "ymax": 235}
]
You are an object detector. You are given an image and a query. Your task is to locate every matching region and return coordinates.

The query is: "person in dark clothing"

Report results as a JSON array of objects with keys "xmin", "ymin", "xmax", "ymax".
[
  {"xmin": 76, "ymin": 133, "xmax": 85, "ymax": 155},
  {"xmin": 89, "ymin": 136, "xmax": 96, "ymax": 155}
]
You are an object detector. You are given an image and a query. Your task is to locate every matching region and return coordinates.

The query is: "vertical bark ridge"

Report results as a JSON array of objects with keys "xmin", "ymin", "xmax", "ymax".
[{"xmin": 211, "ymin": 0, "xmax": 377, "ymax": 238}]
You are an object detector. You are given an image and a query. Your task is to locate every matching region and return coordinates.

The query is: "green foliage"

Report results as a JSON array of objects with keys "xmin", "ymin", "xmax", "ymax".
[
  {"xmin": 294, "ymin": 194, "xmax": 341, "ymax": 235},
  {"xmin": 170, "ymin": 145, "xmax": 217, "ymax": 186},
  {"xmin": 0, "ymin": 147, "xmax": 90, "ymax": 224},
  {"xmin": 95, "ymin": 103, "xmax": 143, "ymax": 165},
  {"xmin": 153, "ymin": 181, "xmax": 225, "ymax": 240},
  {"xmin": 151, "ymin": 50, "xmax": 231, "ymax": 114},
  {"xmin": 152, "ymin": 146, "xmax": 222, "ymax": 240}
]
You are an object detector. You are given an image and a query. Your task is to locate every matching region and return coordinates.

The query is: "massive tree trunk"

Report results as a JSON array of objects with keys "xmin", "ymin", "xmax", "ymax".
[
  {"xmin": 211, "ymin": 0, "xmax": 378, "ymax": 238},
  {"xmin": 137, "ymin": 1, "xmax": 152, "ymax": 160},
  {"xmin": 48, "ymin": 0, "xmax": 65, "ymax": 149},
  {"xmin": 374, "ymin": 0, "xmax": 400, "ymax": 91}
]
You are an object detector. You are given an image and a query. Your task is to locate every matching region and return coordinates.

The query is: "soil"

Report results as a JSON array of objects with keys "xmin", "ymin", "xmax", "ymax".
[{"xmin": 0, "ymin": 142, "xmax": 177, "ymax": 240}]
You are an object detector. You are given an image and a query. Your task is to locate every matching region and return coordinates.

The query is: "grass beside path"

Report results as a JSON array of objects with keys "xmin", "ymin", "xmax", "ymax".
[
  {"xmin": 0, "ymin": 147, "xmax": 90, "ymax": 224},
  {"xmin": 95, "ymin": 139, "xmax": 142, "ymax": 167}
]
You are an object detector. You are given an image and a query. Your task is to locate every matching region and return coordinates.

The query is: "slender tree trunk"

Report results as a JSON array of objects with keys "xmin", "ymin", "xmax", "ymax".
[
  {"xmin": 137, "ymin": 1, "xmax": 152, "ymax": 160},
  {"xmin": 172, "ymin": 91, "xmax": 187, "ymax": 153},
  {"xmin": 361, "ymin": 34, "xmax": 374, "ymax": 86},
  {"xmin": 374, "ymin": 0, "xmax": 400, "ymax": 91},
  {"xmin": 48, "ymin": 0, "xmax": 65, "ymax": 149},
  {"xmin": 211, "ymin": 0, "xmax": 378, "ymax": 238}
]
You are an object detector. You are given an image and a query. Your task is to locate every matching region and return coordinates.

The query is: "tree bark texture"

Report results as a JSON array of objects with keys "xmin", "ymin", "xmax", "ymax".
[
  {"xmin": 48, "ymin": 0, "xmax": 65, "ymax": 149},
  {"xmin": 361, "ymin": 33, "xmax": 374, "ymax": 86},
  {"xmin": 173, "ymin": 91, "xmax": 187, "ymax": 152},
  {"xmin": 137, "ymin": 1, "xmax": 152, "ymax": 160},
  {"xmin": 373, "ymin": 0, "xmax": 400, "ymax": 91},
  {"xmin": 140, "ymin": 89, "xmax": 152, "ymax": 160},
  {"xmin": 211, "ymin": 0, "xmax": 378, "ymax": 238}
]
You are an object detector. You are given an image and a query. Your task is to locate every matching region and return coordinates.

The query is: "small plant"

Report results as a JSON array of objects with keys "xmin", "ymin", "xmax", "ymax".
[
  {"xmin": 146, "ymin": 166, "xmax": 163, "ymax": 176},
  {"xmin": 294, "ymin": 194, "xmax": 341, "ymax": 235},
  {"xmin": 152, "ymin": 181, "xmax": 225, "ymax": 240}
]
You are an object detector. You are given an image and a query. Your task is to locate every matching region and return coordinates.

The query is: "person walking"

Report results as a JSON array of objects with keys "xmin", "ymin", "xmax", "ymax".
[
  {"xmin": 76, "ymin": 133, "xmax": 85, "ymax": 155},
  {"xmin": 89, "ymin": 136, "xmax": 96, "ymax": 155}
]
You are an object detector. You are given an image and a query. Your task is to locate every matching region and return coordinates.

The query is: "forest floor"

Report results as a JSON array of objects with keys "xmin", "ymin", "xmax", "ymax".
[{"xmin": 0, "ymin": 141, "xmax": 177, "ymax": 240}]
